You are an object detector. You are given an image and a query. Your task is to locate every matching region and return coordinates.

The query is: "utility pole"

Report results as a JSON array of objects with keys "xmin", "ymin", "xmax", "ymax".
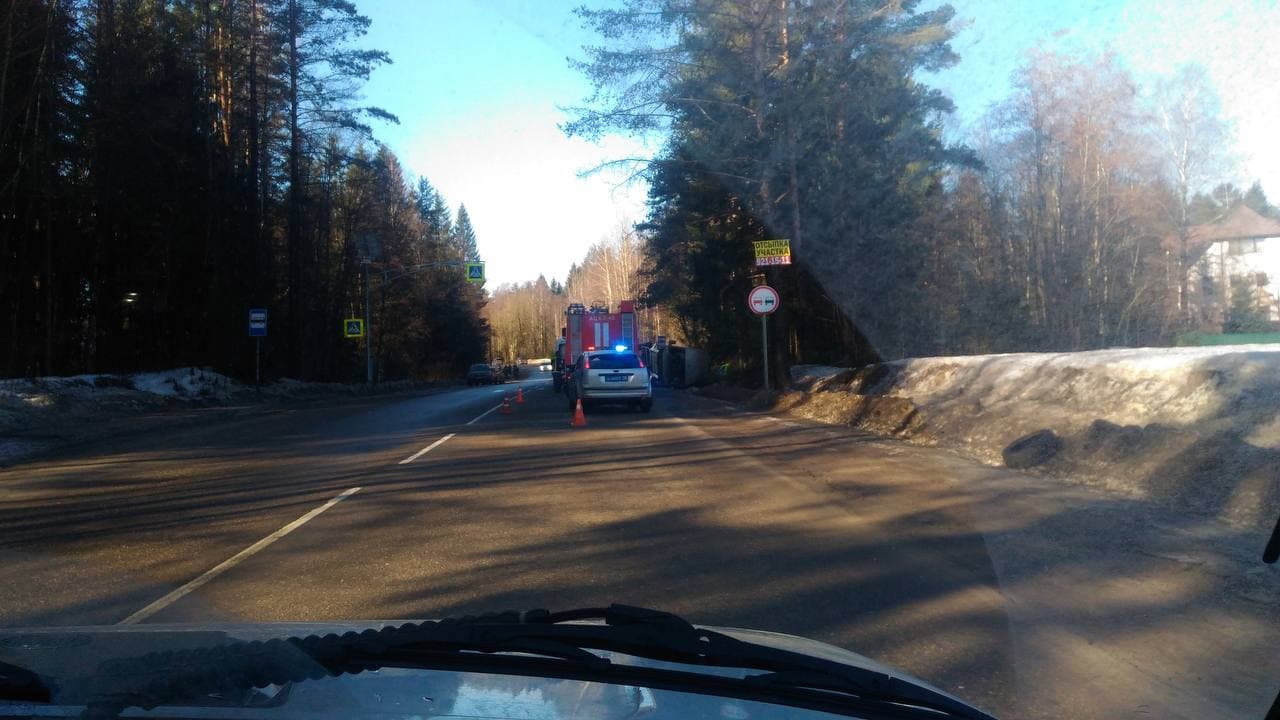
[{"xmin": 363, "ymin": 258, "xmax": 373, "ymax": 384}]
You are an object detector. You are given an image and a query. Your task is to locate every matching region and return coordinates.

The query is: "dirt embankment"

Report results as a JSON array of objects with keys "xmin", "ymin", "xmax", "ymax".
[{"xmin": 775, "ymin": 347, "xmax": 1280, "ymax": 532}]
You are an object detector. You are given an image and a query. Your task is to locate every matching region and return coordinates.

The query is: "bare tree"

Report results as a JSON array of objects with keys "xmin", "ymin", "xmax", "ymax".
[
  {"xmin": 923, "ymin": 51, "xmax": 1174, "ymax": 351},
  {"xmin": 486, "ymin": 277, "xmax": 562, "ymax": 362},
  {"xmin": 565, "ymin": 221, "xmax": 645, "ymax": 308},
  {"xmin": 1149, "ymin": 63, "xmax": 1236, "ymax": 323}
]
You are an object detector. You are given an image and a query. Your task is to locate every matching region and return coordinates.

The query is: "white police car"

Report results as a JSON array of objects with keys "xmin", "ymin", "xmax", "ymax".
[{"xmin": 567, "ymin": 345, "xmax": 653, "ymax": 412}]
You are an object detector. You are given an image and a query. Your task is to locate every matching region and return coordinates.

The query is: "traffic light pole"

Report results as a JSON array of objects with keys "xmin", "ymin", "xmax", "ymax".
[{"xmin": 364, "ymin": 259, "xmax": 373, "ymax": 384}]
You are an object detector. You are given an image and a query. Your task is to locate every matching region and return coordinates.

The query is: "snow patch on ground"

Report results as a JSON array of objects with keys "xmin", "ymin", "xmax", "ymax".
[
  {"xmin": 784, "ymin": 346, "xmax": 1280, "ymax": 530},
  {"xmin": 0, "ymin": 367, "xmax": 237, "ymax": 447},
  {"xmin": 882, "ymin": 345, "xmax": 1280, "ymax": 430},
  {"xmin": 0, "ymin": 367, "xmax": 440, "ymax": 466},
  {"xmin": 129, "ymin": 368, "xmax": 236, "ymax": 400}
]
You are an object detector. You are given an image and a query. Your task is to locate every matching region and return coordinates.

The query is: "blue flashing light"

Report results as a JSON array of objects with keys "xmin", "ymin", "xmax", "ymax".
[{"xmin": 614, "ymin": 344, "xmax": 629, "ymax": 352}]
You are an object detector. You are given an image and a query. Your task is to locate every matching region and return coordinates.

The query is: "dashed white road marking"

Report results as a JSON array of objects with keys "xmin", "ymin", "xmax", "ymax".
[
  {"xmin": 466, "ymin": 403, "xmax": 503, "ymax": 426},
  {"xmin": 118, "ymin": 377, "xmax": 554, "ymax": 625},
  {"xmin": 398, "ymin": 433, "xmax": 456, "ymax": 465},
  {"xmin": 118, "ymin": 486, "xmax": 363, "ymax": 625}
]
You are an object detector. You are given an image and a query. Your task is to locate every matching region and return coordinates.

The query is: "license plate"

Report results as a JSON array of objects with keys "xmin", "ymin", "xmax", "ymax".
[{"xmin": 603, "ymin": 374, "xmax": 629, "ymax": 383}]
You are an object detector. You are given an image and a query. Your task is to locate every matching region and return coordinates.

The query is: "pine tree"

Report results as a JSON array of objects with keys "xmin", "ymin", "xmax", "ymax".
[
  {"xmin": 280, "ymin": 0, "xmax": 396, "ymax": 374},
  {"xmin": 415, "ymin": 177, "xmax": 453, "ymax": 255},
  {"xmin": 1, "ymin": 0, "xmax": 407, "ymax": 379},
  {"xmin": 0, "ymin": 0, "xmax": 77, "ymax": 375},
  {"xmin": 1244, "ymin": 181, "xmax": 1276, "ymax": 218},
  {"xmin": 451, "ymin": 205, "xmax": 480, "ymax": 261},
  {"xmin": 570, "ymin": 0, "xmax": 962, "ymax": 362},
  {"xmin": 1224, "ymin": 278, "xmax": 1272, "ymax": 334}
]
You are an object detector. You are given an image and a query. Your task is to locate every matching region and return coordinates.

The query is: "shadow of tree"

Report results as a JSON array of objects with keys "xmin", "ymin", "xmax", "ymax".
[{"xmin": 1, "ymin": 385, "xmax": 1278, "ymax": 719}]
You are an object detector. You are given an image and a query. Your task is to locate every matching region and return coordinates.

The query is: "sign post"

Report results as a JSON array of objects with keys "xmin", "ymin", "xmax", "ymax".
[
  {"xmin": 747, "ymin": 285, "xmax": 780, "ymax": 394},
  {"xmin": 345, "ymin": 316, "xmax": 366, "ymax": 383},
  {"xmin": 464, "ymin": 261, "xmax": 486, "ymax": 284},
  {"xmin": 363, "ymin": 259, "xmax": 373, "ymax": 384},
  {"xmin": 248, "ymin": 308, "xmax": 268, "ymax": 390}
]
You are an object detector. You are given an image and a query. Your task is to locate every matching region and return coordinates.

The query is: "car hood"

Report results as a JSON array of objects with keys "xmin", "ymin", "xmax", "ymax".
[{"xmin": 0, "ymin": 621, "xmax": 975, "ymax": 719}]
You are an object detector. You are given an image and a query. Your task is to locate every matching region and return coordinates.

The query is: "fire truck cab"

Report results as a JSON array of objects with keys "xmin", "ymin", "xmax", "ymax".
[{"xmin": 553, "ymin": 300, "xmax": 638, "ymax": 393}]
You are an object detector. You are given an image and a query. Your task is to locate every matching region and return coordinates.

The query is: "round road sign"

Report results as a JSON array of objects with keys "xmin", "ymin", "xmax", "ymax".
[{"xmin": 748, "ymin": 285, "xmax": 780, "ymax": 315}]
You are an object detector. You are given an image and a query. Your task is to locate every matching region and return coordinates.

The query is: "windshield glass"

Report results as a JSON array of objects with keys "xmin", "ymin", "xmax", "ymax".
[
  {"xmin": 2, "ymin": 2, "xmax": 1278, "ymax": 720},
  {"xmin": 587, "ymin": 353, "xmax": 643, "ymax": 370},
  {"xmin": 0, "ymin": 664, "xmax": 848, "ymax": 720}
]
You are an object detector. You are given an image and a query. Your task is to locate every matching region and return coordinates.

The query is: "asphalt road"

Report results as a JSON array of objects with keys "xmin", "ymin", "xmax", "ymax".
[{"xmin": 1, "ymin": 371, "xmax": 1278, "ymax": 719}]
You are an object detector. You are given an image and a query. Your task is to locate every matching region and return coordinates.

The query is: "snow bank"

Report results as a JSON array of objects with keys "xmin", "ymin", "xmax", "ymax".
[
  {"xmin": 0, "ymin": 367, "xmax": 238, "ymax": 444},
  {"xmin": 886, "ymin": 346, "xmax": 1280, "ymax": 428},
  {"xmin": 781, "ymin": 346, "xmax": 1280, "ymax": 530},
  {"xmin": 130, "ymin": 368, "xmax": 236, "ymax": 400},
  {"xmin": 0, "ymin": 367, "xmax": 439, "ymax": 466}
]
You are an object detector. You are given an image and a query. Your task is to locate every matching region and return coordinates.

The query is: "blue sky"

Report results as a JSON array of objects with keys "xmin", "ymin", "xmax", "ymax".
[
  {"xmin": 358, "ymin": 0, "xmax": 651, "ymax": 288},
  {"xmin": 924, "ymin": 0, "xmax": 1280, "ymax": 184},
  {"xmin": 357, "ymin": 0, "xmax": 1280, "ymax": 288}
]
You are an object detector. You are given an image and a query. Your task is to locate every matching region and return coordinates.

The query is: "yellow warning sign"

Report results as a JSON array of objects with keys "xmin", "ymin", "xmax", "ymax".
[{"xmin": 753, "ymin": 239, "xmax": 791, "ymax": 266}]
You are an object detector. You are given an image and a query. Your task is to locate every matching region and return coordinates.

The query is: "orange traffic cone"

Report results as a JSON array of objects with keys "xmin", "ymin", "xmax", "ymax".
[
  {"xmin": 501, "ymin": 395, "xmax": 513, "ymax": 415},
  {"xmin": 516, "ymin": 386, "xmax": 525, "ymax": 404},
  {"xmin": 571, "ymin": 398, "xmax": 587, "ymax": 427}
]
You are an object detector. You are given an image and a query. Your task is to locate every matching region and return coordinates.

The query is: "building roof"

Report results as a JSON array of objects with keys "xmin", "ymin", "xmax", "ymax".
[{"xmin": 1163, "ymin": 204, "xmax": 1280, "ymax": 252}]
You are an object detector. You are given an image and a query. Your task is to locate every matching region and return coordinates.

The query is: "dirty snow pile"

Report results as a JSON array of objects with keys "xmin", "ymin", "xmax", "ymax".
[
  {"xmin": 781, "ymin": 346, "xmax": 1280, "ymax": 530},
  {"xmin": 0, "ymin": 368, "xmax": 434, "ymax": 465},
  {"xmin": 0, "ymin": 367, "xmax": 237, "ymax": 464},
  {"xmin": 128, "ymin": 368, "xmax": 238, "ymax": 399},
  {"xmin": 0, "ymin": 367, "xmax": 236, "ymax": 429}
]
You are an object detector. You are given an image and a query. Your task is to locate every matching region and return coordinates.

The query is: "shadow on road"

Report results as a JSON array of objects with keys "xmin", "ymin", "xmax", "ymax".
[{"xmin": 1, "ymin": 385, "xmax": 1277, "ymax": 718}]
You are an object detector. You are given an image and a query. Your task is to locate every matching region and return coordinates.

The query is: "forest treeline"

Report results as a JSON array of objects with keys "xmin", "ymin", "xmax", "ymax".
[
  {"xmin": 8, "ymin": 0, "xmax": 1277, "ymax": 383},
  {"xmin": 485, "ymin": 224, "xmax": 684, "ymax": 363},
  {"xmin": 564, "ymin": 0, "xmax": 1276, "ymax": 376},
  {"xmin": 1, "ymin": 0, "xmax": 486, "ymax": 380}
]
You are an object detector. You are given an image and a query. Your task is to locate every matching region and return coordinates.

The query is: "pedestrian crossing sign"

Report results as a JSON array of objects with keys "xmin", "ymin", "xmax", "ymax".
[
  {"xmin": 465, "ymin": 261, "xmax": 485, "ymax": 283},
  {"xmin": 344, "ymin": 319, "xmax": 364, "ymax": 338}
]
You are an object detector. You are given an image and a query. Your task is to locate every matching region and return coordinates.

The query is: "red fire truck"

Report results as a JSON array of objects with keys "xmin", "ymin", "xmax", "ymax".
[{"xmin": 553, "ymin": 300, "xmax": 638, "ymax": 393}]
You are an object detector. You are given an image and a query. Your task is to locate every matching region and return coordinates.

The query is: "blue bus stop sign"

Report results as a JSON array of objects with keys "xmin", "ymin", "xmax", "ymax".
[{"xmin": 249, "ymin": 308, "xmax": 268, "ymax": 337}]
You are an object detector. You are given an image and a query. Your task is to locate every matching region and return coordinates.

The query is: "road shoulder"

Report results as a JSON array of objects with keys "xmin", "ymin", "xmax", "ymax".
[{"xmin": 665, "ymin": 387, "xmax": 1280, "ymax": 719}]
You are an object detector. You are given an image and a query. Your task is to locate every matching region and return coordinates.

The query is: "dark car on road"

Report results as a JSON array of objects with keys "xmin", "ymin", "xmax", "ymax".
[{"xmin": 465, "ymin": 363, "xmax": 499, "ymax": 386}]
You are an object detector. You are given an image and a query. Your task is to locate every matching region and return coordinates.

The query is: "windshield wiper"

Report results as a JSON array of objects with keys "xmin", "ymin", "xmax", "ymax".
[{"xmin": 80, "ymin": 604, "xmax": 996, "ymax": 720}]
